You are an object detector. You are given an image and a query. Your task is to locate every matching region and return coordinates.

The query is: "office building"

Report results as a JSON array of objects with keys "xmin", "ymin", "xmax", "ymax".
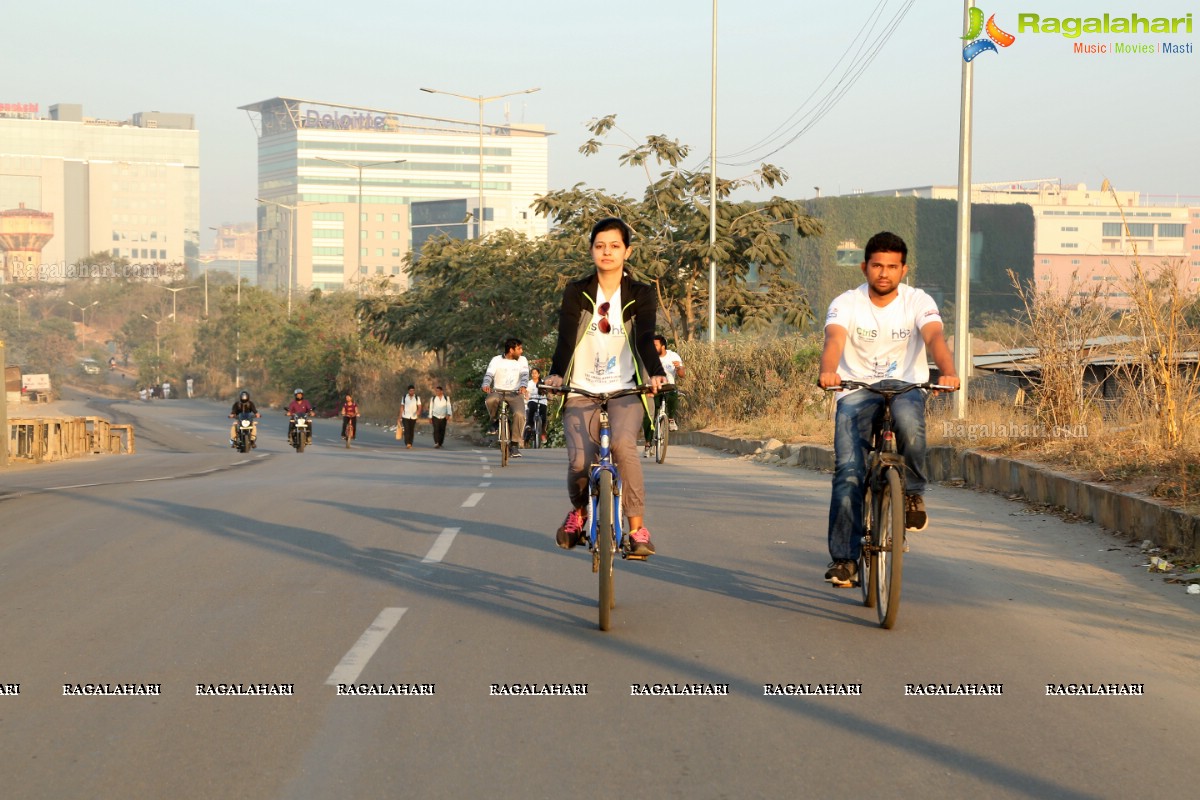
[
  {"xmin": 238, "ymin": 97, "xmax": 551, "ymax": 293},
  {"xmin": 861, "ymin": 180, "xmax": 1200, "ymax": 307},
  {"xmin": 0, "ymin": 102, "xmax": 200, "ymax": 282}
]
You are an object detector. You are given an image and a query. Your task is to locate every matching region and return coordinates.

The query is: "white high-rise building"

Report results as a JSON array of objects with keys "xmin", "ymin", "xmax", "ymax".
[
  {"xmin": 239, "ymin": 97, "xmax": 551, "ymax": 293},
  {"xmin": 0, "ymin": 102, "xmax": 199, "ymax": 283}
]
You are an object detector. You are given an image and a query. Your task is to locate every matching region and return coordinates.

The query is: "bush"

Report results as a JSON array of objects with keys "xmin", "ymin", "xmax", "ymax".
[{"xmin": 674, "ymin": 335, "xmax": 830, "ymax": 437}]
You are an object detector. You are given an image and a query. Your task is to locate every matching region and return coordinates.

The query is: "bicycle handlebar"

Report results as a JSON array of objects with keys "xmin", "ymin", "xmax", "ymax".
[
  {"xmin": 537, "ymin": 383, "xmax": 676, "ymax": 400},
  {"xmin": 823, "ymin": 380, "xmax": 956, "ymax": 394}
]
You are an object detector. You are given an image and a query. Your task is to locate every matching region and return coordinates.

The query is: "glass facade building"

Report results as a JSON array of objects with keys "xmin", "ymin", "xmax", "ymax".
[{"xmin": 239, "ymin": 97, "xmax": 550, "ymax": 293}]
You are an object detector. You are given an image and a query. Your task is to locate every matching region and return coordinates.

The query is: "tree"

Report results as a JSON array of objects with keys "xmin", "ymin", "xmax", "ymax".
[
  {"xmin": 358, "ymin": 229, "xmax": 568, "ymax": 366},
  {"xmin": 533, "ymin": 115, "xmax": 823, "ymax": 341}
]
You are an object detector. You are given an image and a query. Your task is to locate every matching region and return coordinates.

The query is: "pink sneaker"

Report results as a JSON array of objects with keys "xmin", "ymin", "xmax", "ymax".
[
  {"xmin": 556, "ymin": 508, "xmax": 585, "ymax": 549},
  {"xmin": 627, "ymin": 527, "xmax": 655, "ymax": 556}
]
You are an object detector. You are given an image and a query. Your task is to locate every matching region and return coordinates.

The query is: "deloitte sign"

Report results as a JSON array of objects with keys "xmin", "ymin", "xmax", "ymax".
[{"xmin": 300, "ymin": 108, "xmax": 389, "ymax": 130}]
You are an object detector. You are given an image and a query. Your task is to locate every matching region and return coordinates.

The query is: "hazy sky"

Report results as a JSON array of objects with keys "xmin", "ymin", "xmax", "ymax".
[{"xmin": 8, "ymin": 0, "xmax": 1198, "ymax": 246}]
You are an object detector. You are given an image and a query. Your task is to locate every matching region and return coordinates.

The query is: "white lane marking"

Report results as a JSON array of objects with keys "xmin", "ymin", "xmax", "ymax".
[
  {"xmin": 325, "ymin": 607, "xmax": 407, "ymax": 686},
  {"xmin": 462, "ymin": 493, "xmax": 484, "ymax": 508},
  {"xmin": 422, "ymin": 527, "xmax": 460, "ymax": 564},
  {"xmin": 479, "ymin": 482, "xmax": 491, "ymax": 488},
  {"xmin": 478, "ymin": 456, "xmax": 488, "ymax": 463}
]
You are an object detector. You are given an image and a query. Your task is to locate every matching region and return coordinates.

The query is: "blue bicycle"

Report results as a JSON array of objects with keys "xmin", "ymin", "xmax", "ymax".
[{"xmin": 541, "ymin": 382, "xmax": 674, "ymax": 631}]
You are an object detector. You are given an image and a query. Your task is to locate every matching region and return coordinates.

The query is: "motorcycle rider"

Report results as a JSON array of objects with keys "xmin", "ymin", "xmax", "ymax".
[
  {"xmin": 287, "ymin": 388, "xmax": 314, "ymax": 445},
  {"xmin": 228, "ymin": 390, "xmax": 260, "ymax": 448}
]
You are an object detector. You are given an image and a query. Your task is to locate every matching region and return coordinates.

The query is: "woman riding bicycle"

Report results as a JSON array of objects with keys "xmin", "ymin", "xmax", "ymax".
[
  {"xmin": 339, "ymin": 393, "xmax": 359, "ymax": 440},
  {"xmin": 543, "ymin": 217, "xmax": 667, "ymax": 557}
]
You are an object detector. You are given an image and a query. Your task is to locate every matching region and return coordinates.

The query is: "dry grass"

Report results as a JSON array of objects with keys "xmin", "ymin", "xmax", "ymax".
[{"xmin": 674, "ymin": 335, "xmax": 831, "ymax": 440}]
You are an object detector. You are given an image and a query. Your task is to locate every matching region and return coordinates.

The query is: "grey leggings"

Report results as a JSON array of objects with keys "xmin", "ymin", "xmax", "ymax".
[{"xmin": 563, "ymin": 394, "xmax": 647, "ymax": 518}]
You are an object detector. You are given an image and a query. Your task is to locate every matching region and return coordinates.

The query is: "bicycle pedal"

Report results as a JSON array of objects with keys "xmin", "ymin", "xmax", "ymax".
[{"xmin": 622, "ymin": 553, "xmax": 647, "ymax": 561}]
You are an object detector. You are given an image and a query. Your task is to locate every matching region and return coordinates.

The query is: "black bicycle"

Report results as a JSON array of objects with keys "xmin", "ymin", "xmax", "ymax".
[
  {"xmin": 647, "ymin": 396, "xmax": 670, "ymax": 464},
  {"xmin": 492, "ymin": 389, "xmax": 520, "ymax": 467},
  {"xmin": 826, "ymin": 379, "xmax": 954, "ymax": 629}
]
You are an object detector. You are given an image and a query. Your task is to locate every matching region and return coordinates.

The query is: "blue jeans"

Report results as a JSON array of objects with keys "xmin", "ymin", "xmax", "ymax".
[{"xmin": 826, "ymin": 382, "xmax": 927, "ymax": 562}]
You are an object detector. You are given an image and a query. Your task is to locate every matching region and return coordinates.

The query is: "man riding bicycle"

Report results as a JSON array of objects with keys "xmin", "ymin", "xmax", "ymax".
[
  {"xmin": 482, "ymin": 338, "xmax": 529, "ymax": 458},
  {"xmin": 817, "ymin": 232, "xmax": 959, "ymax": 588},
  {"xmin": 643, "ymin": 334, "xmax": 684, "ymax": 456}
]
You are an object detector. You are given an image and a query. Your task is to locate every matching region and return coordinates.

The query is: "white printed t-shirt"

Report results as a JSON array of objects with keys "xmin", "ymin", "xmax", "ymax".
[
  {"xmin": 825, "ymin": 283, "xmax": 942, "ymax": 397},
  {"xmin": 658, "ymin": 349, "xmax": 683, "ymax": 383},
  {"xmin": 484, "ymin": 355, "xmax": 529, "ymax": 392},
  {"xmin": 572, "ymin": 285, "xmax": 636, "ymax": 394}
]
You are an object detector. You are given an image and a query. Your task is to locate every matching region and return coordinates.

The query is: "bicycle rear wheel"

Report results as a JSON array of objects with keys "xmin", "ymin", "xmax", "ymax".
[
  {"xmin": 873, "ymin": 468, "xmax": 905, "ymax": 628},
  {"xmin": 499, "ymin": 411, "xmax": 510, "ymax": 467},
  {"xmin": 860, "ymin": 487, "xmax": 877, "ymax": 608},
  {"xmin": 654, "ymin": 409, "xmax": 669, "ymax": 464},
  {"xmin": 597, "ymin": 470, "xmax": 615, "ymax": 631}
]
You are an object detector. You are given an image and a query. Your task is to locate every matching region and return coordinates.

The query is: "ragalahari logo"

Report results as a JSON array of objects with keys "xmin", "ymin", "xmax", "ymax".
[{"xmin": 962, "ymin": 7, "xmax": 1016, "ymax": 61}]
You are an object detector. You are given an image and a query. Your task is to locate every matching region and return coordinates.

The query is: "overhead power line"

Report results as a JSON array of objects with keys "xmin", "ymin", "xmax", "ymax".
[{"xmin": 715, "ymin": 0, "xmax": 918, "ymax": 169}]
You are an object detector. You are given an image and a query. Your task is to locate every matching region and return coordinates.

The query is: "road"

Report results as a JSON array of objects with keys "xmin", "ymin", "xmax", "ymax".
[{"xmin": 1, "ymin": 397, "xmax": 1197, "ymax": 799}]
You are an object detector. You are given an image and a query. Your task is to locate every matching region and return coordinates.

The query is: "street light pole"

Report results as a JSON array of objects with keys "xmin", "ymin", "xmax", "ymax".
[
  {"xmin": 140, "ymin": 313, "xmax": 164, "ymax": 386},
  {"xmin": 160, "ymin": 286, "xmax": 194, "ymax": 326},
  {"xmin": 314, "ymin": 157, "xmax": 406, "ymax": 281},
  {"xmin": 419, "ymin": 86, "xmax": 540, "ymax": 237},
  {"xmin": 67, "ymin": 300, "xmax": 101, "ymax": 340},
  {"xmin": 708, "ymin": 0, "xmax": 718, "ymax": 343},
  {"xmin": 258, "ymin": 199, "xmax": 339, "ymax": 317}
]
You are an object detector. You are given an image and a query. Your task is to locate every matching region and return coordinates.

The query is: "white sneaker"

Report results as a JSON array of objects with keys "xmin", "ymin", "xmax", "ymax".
[{"xmin": 668, "ymin": 419, "xmax": 679, "ymax": 431}]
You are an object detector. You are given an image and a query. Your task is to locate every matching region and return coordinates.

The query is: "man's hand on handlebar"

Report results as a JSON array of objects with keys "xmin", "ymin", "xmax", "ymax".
[
  {"xmin": 818, "ymin": 372, "xmax": 843, "ymax": 390},
  {"xmin": 932, "ymin": 375, "xmax": 960, "ymax": 396}
]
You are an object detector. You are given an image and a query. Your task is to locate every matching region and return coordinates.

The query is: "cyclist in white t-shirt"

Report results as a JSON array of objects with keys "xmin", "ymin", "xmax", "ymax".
[
  {"xmin": 482, "ymin": 337, "xmax": 529, "ymax": 457},
  {"xmin": 817, "ymin": 231, "xmax": 959, "ymax": 588},
  {"xmin": 643, "ymin": 334, "xmax": 684, "ymax": 455}
]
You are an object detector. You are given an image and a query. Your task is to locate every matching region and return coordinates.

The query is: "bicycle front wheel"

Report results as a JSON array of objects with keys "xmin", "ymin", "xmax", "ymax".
[
  {"xmin": 654, "ymin": 410, "xmax": 669, "ymax": 464},
  {"xmin": 597, "ymin": 470, "xmax": 615, "ymax": 631},
  {"xmin": 532, "ymin": 413, "xmax": 543, "ymax": 449},
  {"xmin": 873, "ymin": 468, "xmax": 905, "ymax": 628},
  {"xmin": 499, "ymin": 413, "xmax": 510, "ymax": 467}
]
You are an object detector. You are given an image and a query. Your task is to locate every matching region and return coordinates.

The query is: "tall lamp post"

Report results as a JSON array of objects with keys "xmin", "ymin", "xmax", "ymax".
[
  {"xmin": 67, "ymin": 299, "xmax": 100, "ymax": 326},
  {"xmin": 708, "ymin": 0, "xmax": 718, "ymax": 343},
  {"xmin": 314, "ymin": 157, "xmax": 406, "ymax": 280},
  {"xmin": 159, "ymin": 285, "xmax": 194, "ymax": 358},
  {"xmin": 209, "ymin": 225, "xmax": 251, "ymax": 387},
  {"xmin": 419, "ymin": 86, "xmax": 540, "ymax": 237},
  {"xmin": 257, "ymin": 198, "xmax": 334, "ymax": 317},
  {"xmin": 140, "ymin": 313, "xmax": 166, "ymax": 386}
]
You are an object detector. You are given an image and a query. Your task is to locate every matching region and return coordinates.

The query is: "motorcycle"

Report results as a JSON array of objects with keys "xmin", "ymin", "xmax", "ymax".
[
  {"xmin": 290, "ymin": 413, "xmax": 312, "ymax": 453},
  {"xmin": 233, "ymin": 412, "xmax": 256, "ymax": 453}
]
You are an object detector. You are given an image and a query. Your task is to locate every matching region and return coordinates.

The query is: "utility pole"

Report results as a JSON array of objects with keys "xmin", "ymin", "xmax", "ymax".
[{"xmin": 419, "ymin": 86, "xmax": 540, "ymax": 237}]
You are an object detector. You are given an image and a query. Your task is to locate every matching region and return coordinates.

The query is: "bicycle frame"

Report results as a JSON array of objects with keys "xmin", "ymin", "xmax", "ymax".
[
  {"xmin": 586, "ymin": 400, "xmax": 625, "ymax": 560},
  {"xmin": 493, "ymin": 389, "xmax": 520, "ymax": 466},
  {"xmin": 540, "ymin": 382, "xmax": 674, "ymax": 631}
]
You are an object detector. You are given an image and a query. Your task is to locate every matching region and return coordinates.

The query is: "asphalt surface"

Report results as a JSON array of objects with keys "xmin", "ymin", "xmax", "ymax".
[{"xmin": 1, "ymin": 397, "xmax": 1197, "ymax": 799}]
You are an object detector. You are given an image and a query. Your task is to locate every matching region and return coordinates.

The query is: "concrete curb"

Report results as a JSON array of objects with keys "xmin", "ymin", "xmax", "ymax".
[{"xmin": 673, "ymin": 432, "xmax": 1199, "ymax": 560}]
